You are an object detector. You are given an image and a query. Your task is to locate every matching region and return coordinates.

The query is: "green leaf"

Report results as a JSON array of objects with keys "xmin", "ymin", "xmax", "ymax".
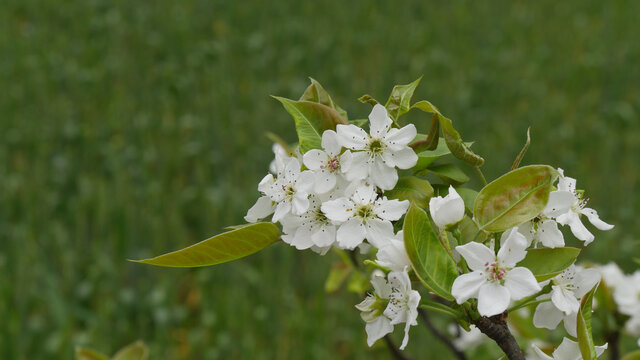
[
  {"xmin": 357, "ymin": 94, "xmax": 380, "ymax": 106},
  {"xmin": 299, "ymin": 78, "xmax": 348, "ymax": 120},
  {"xmin": 132, "ymin": 223, "xmax": 280, "ymax": 267},
  {"xmin": 273, "ymin": 97, "xmax": 347, "ymax": 153},
  {"xmin": 474, "ymin": 165, "xmax": 558, "ymax": 232},
  {"xmin": 577, "ymin": 285, "xmax": 598, "ymax": 360},
  {"xmin": 412, "ymin": 139, "xmax": 451, "ymax": 171},
  {"xmin": 438, "ymin": 115, "xmax": 485, "ymax": 167},
  {"xmin": 385, "ymin": 77, "xmax": 422, "ymax": 120},
  {"xmin": 403, "ymin": 204, "xmax": 458, "ymax": 300},
  {"xmin": 518, "ymin": 247, "xmax": 581, "ymax": 281},
  {"xmin": 511, "ymin": 127, "xmax": 531, "ymax": 170},
  {"xmin": 410, "ymin": 113, "xmax": 440, "ymax": 153},
  {"xmin": 457, "ymin": 215, "xmax": 487, "ymax": 245},
  {"xmin": 112, "ymin": 341, "xmax": 149, "ymax": 360},
  {"xmin": 348, "ymin": 118, "xmax": 368, "ymax": 127},
  {"xmin": 325, "ymin": 262, "xmax": 351, "ymax": 293},
  {"xmin": 411, "ymin": 100, "xmax": 442, "ymax": 115},
  {"xmin": 75, "ymin": 348, "xmax": 109, "ymax": 360},
  {"xmin": 455, "ymin": 187, "xmax": 478, "ymax": 212},
  {"xmin": 384, "ymin": 176, "xmax": 434, "ymax": 208},
  {"xmin": 622, "ymin": 351, "xmax": 640, "ymax": 360},
  {"xmin": 427, "ymin": 164, "xmax": 469, "ymax": 184}
]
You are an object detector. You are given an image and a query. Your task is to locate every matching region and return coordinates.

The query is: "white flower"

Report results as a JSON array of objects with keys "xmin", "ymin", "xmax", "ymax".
[
  {"xmin": 451, "ymin": 229, "xmax": 541, "ymax": 316},
  {"xmin": 321, "ymin": 183, "xmax": 409, "ymax": 249},
  {"xmin": 532, "ymin": 265, "xmax": 600, "ymax": 337},
  {"xmin": 245, "ymin": 158, "xmax": 314, "ymax": 223},
  {"xmin": 356, "ymin": 274, "xmax": 394, "ymax": 347},
  {"xmin": 375, "ymin": 231, "xmax": 411, "ymax": 272},
  {"xmin": 269, "ymin": 143, "xmax": 298, "ymax": 175},
  {"xmin": 280, "ymin": 195, "xmax": 336, "ymax": 251},
  {"xmin": 383, "ymin": 269, "xmax": 421, "ymax": 350},
  {"xmin": 613, "ymin": 270, "xmax": 640, "ymax": 316},
  {"xmin": 553, "ymin": 169, "xmax": 614, "ymax": 245},
  {"xmin": 598, "ymin": 262, "xmax": 625, "ymax": 289},
  {"xmin": 528, "ymin": 337, "xmax": 607, "ymax": 360},
  {"xmin": 303, "ymin": 130, "xmax": 354, "ymax": 194},
  {"xmin": 429, "ymin": 185, "xmax": 465, "ymax": 229},
  {"xmin": 517, "ymin": 189, "xmax": 574, "ymax": 248},
  {"xmin": 336, "ymin": 104, "xmax": 418, "ymax": 190}
]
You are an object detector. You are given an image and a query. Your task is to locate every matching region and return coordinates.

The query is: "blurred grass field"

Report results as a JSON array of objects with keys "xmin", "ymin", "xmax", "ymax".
[{"xmin": 1, "ymin": 0, "xmax": 639, "ymax": 358}]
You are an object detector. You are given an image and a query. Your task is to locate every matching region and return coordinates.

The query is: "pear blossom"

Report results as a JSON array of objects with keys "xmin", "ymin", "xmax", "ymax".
[
  {"xmin": 303, "ymin": 130, "xmax": 355, "ymax": 194},
  {"xmin": 528, "ymin": 337, "xmax": 607, "ymax": 360},
  {"xmin": 552, "ymin": 169, "xmax": 614, "ymax": 245},
  {"xmin": 532, "ymin": 265, "xmax": 600, "ymax": 336},
  {"xmin": 429, "ymin": 185, "xmax": 465, "ymax": 229},
  {"xmin": 356, "ymin": 269, "xmax": 420, "ymax": 350},
  {"xmin": 598, "ymin": 262, "xmax": 625, "ymax": 289},
  {"xmin": 280, "ymin": 195, "xmax": 337, "ymax": 251},
  {"xmin": 336, "ymin": 104, "xmax": 417, "ymax": 190},
  {"xmin": 451, "ymin": 229, "xmax": 541, "ymax": 316},
  {"xmin": 613, "ymin": 270, "xmax": 640, "ymax": 316},
  {"xmin": 321, "ymin": 183, "xmax": 409, "ymax": 249},
  {"xmin": 269, "ymin": 143, "xmax": 300, "ymax": 175},
  {"xmin": 245, "ymin": 158, "xmax": 314, "ymax": 223},
  {"xmin": 375, "ymin": 231, "xmax": 411, "ymax": 273}
]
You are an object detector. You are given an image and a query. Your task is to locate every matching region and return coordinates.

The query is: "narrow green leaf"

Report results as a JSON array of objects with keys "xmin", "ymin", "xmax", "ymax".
[
  {"xmin": 112, "ymin": 341, "xmax": 149, "ymax": 360},
  {"xmin": 273, "ymin": 97, "xmax": 347, "ymax": 153},
  {"xmin": 325, "ymin": 262, "xmax": 351, "ymax": 293},
  {"xmin": 622, "ymin": 351, "xmax": 640, "ymax": 360},
  {"xmin": 132, "ymin": 223, "xmax": 280, "ymax": 267},
  {"xmin": 577, "ymin": 285, "xmax": 598, "ymax": 360},
  {"xmin": 300, "ymin": 78, "xmax": 348, "ymax": 120},
  {"xmin": 385, "ymin": 77, "xmax": 422, "ymax": 120},
  {"xmin": 439, "ymin": 115, "xmax": 485, "ymax": 167},
  {"xmin": 357, "ymin": 94, "xmax": 379, "ymax": 106},
  {"xmin": 75, "ymin": 348, "xmax": 109, "ymax": 360},
  {"xmin": 474, "ymin": 165, "xmax": 558, "ymax": 232},
  {"xmin": 510, "ymin": 127, "xmax": 531, "ymax": 170},
  {"xmin": 385, "ymin": 176, "xmax": 434, "ymax": 208},
  {"xmin": 518, "ymin": 248, "xmax": 581, "ymax": 281},
  {"xmin": 403, "ymin": 204, "xmax": 458, "ymax": 301},
  {"xmin": 411, "ymin": 100, "xmax": 442, "ymax": 115},
  {"xmin": 427, "ymin": 164, "xmax": 469, "ymax": 184},
  {"xmin": 412, "ymin": 139, "xmax": 451, "ymax": 171}
]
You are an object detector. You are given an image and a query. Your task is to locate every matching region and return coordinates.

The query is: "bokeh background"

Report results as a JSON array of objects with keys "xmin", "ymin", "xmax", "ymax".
[{"xmin": 1, "ymin": 0, "xmax": 639, "ymax": 358}]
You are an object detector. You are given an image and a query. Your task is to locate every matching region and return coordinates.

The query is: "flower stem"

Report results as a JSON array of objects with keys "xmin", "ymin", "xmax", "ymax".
[
  {"xmin": 419, "ymin": 301, "xmax": 463, "ymax": 320},
  {"xmin": 473, "ymin": 166, "xmax": 488, "ymax": 187}
]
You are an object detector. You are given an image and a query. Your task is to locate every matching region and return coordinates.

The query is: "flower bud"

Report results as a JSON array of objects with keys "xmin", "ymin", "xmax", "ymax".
[{"xmin": 429, "ymin": 186, "xmax": 465, "ymax": 228}]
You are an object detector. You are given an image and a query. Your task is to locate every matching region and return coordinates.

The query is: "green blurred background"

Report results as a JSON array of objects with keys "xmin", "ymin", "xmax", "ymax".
[{"xmin": 1, "ymin": 0, "xmax": 638, "ymax": 358}]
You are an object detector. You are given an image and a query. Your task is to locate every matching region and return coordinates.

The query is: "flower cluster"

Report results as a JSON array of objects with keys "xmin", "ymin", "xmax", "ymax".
[{"xmin": 599, "ymin": 263, "xmax": 640, "ymax": 347}]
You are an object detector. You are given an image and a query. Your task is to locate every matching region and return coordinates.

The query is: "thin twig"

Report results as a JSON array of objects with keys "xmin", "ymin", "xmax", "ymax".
[
  {"xmin": 383, "ymin": 335, "xmax": 413, "ymax": 360},
  {"xmin": 418, "ymin": 309, "xmax": 467, "ymax": 360},
  {"xmin": 473, "ymin": 166, "xmax": 488, "ymax": 187},
  {"xmin": 473, "ymin": 313, "xmax": 525, "ymax": 360},
  {"xmin": 605, "ymin": 330, "xmax": 619, "ymax": 360}
]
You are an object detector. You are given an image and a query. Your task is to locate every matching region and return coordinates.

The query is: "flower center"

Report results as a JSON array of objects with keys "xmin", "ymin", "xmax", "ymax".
[
  {"xmin": 367, "ymin": 138, "xmax": 386, "ymax": 156},
  {"xmin": 313, "ymin": 208, "xmax": 330, "ymax": 225},
  {"xmin": 485, "ymin": 262, "xmax": 506, "ymax": 282},
  {"xmin": 355, "ymin": 204, "xmax": 375, "ymax": 222},
  {"xmin": 282, "ymin": 184, "xmax": 296, "ymax": 198}
]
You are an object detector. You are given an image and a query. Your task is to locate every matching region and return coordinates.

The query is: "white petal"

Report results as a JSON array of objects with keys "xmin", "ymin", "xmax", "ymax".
[
  {"xmin": 370, "ymin": 157, "xmax": 398, "ymax": 190},
  {"xmin": 504, "ymin": 267, "xmax": 540, "ymax": 300},
  {"xmin": 558, "ymin": 212, "xmax": 595, "ymax": 244},
  {"xmin": 529, "ymin": 344, "xmax": 554, "ymax": 360},
  {"xmin": 537, "ymin": 220, "xmax": 565, "ymax": 248},
  {"xmin": 562, "ymin": 311, "xmax": 578, "ymax": 337},
  {"xmin": 313, "ymin": 170, "xmax": 336, "ymax": 194},
  {"xmin": 580, "ymin": 207, "xmax": 614, "ymax": 230},
  {"xmin": 551, "ymin": 285, "xmax": 580, "ymax": 315},
  {"xmin": 375, "ymin": 198, "xmax": 409, "ymax": 221},
  {"xmin": 344, "ymin": 152, "xmax": 369, "ymax": 181},
  {"xmin": 429, "ymin": 186, "xmax": 465, "ymax": 228},
  {"xmin": 336, "ymin": 124, "xmax": 368, "ymax": 150},
  {"xmin": 311, "ymin": 225, "xmax": 336, "ymax": 247},
  {"xmin": 477, "ymin": 283, "xmax": 510, "ymax": 317},
  {"xmin": 321, "ymin": 129, "xmax": 342, "ymax": 156},
  {"xmin": 244, "ymin": 196, "xmax": 275, "ymax": 223},
  {"xmin": 336, "ymin": 218, "xmax": 367, "ymax": 249},
  {"xmin": 272, "ymin": 201, "xmax": 291, "ymax": 223},
  {"xmin": 302, "ymin": 149, "xmax": 327, "ymax": 170},
  {"xmin": 371, "ymin": 274, "xmax": 392, "ymax": 298},
  {"xmin": 352, "ymin": 183, "xmax": 377, "ymax": 205},
  {"xmin": 321, "ymin": 198, "xmax": 354, "ymax": 223},
  {"xmin": 364, "ymin": 316, "xmax": 394, "ymax": 347},
  {"xmin": 388, "ymin": 147, "xmax": 418, "ymax": 169},
  {"xmin": 258, "ymin": 173, "xmax": 275, "ymax": 193},
  {"xmin": 543, "ymin": 190, "xmax": 575, "ymax": 218},
  {"xmin": 533, "ymin": 300, "xmax": 563, "ymax": 330},
  {"xmin": 552, "ymin": 338, "xmax": 583, "ymax": 360},
  {"xmin": 376, "ymin": 239, "xmax": 411, "ymax": 272},
  {"xmin": 558, "ymin": 175, "xmax": 577, "ymax": 193},
  {"xmin": 573, "ymin": 268, "xmax": 601, "ymax": 299},
  {"xmin": 339, "ymin": 150, "xmax": 353, "ymax": 173},
  {"xmin": 291, "ymin": 193, "xmax": 309, "ymax": 215},
  {"xmin": 365, "ymin": 218, "xmax": 395, "ymax": 249},
  {"xmin": 455, "ymin": 242, "xmax": 495, "ymax": 272},
  {"xmin": 451, "ymin": 271, "xmax": 487, "ymax": 304},
  {"xmin": 385, "ymin": 124, "xmax": 417, "ymax": 150},
  {"xmin": 290, "ymin": 226, "xmax": 315, "ymax": 250},
  {"xmin": 369, "ymin": 104, "xmax": 392, "ymax": 137},
  {"xmin": 497, "ymin": 229, "xmax": 528, "ymax": 267}
]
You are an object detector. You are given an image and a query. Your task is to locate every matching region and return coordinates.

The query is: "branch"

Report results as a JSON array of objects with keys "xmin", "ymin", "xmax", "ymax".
[
  {"xmin": 473, "ymin": 313, "xmax": 525, "ymax": 360},
  {"xmin": 383, "ymin": 335, "xmax": 413, "ymax": 360},
  {"xmin": 604, "ymin": 329, "xmax": 619, "ymax": 360},
  {"xmin": 418, "ymin": 309, "xmax": 467, "ymax": 360}
]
